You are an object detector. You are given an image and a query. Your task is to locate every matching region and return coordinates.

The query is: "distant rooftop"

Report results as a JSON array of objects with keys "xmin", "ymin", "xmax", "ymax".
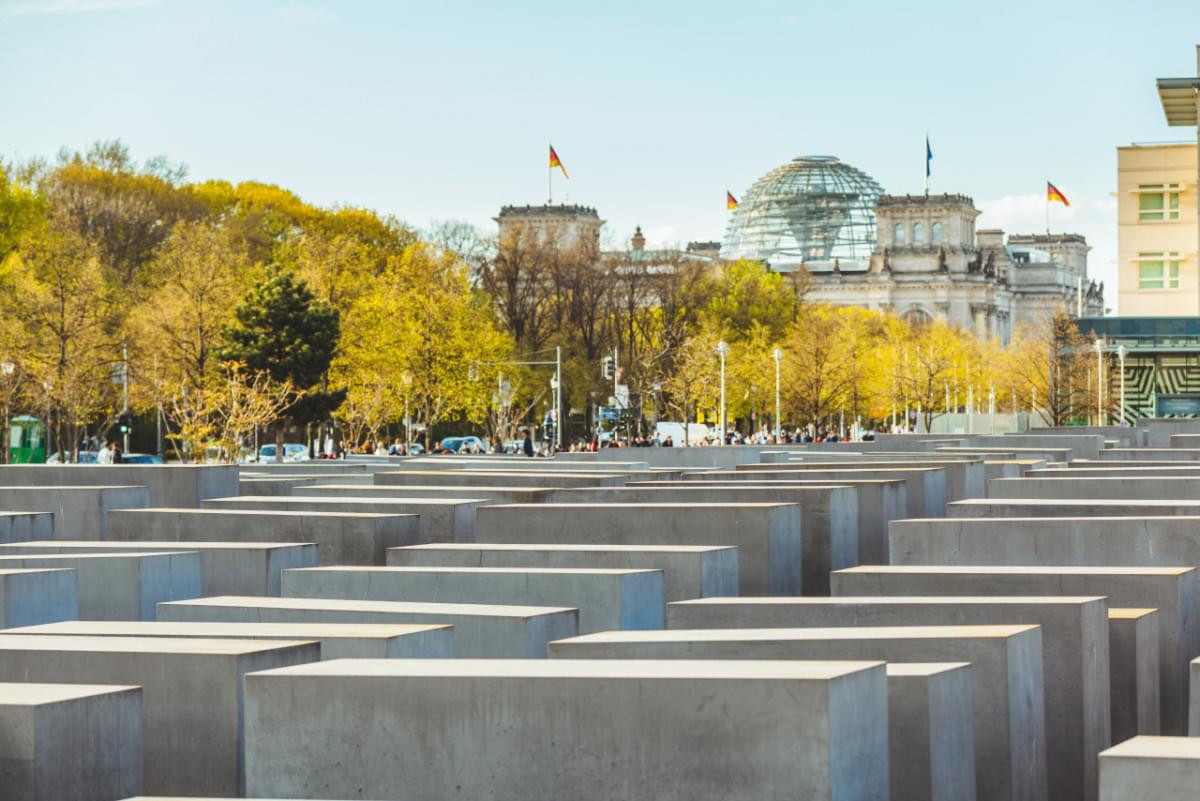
[
  {"xmin": 496, "ymin": 204, "xmax": 601, "ymax": 219},
  {"xmin": 1008, "ymin": 233, "xmax": 1088, "ymax": 245},
  {"xmin": 877, "ymin": 193, "xmax": 974, "ymax": 207}
]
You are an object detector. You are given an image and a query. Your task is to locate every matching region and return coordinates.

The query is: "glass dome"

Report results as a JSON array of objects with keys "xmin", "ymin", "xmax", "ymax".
[{"xmin": 721, "ymin": 156, "xmax": 884, "ymax": 269}]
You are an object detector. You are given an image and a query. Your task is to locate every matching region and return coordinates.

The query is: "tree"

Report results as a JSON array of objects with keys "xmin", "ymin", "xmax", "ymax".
[
  {"xmin": 780, "ymin": 305, "xmax": 852, "ymax": 429},
  {"xmin": 220, "ymin": 268, "xmax": 343, "ymax": 459},
  {"xmin": 663, "ymin": 324, "xmax": 722, "ymax": 445},
  {"xmin": 707, "ymin": 259, "xmax": 795, "ymax": 341},
  {"xmin": 1003, "ymin": 308, "xmax": 1092, "ymax": 426},
  {"xmin": 906, "ymin": 320, "xmax": 969, "ymax": 433}
]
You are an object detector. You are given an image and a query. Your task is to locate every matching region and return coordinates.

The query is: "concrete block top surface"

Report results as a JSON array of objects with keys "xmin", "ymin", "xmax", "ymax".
[
  {"xmin": 487, "ymin": 502, "xmax": 796, "ymax": 509},
  {"xmin": 0, "ymin": 567, "xmax": 72, "ymax": 578},
  {"xmin": 378, "ymin": 469, "xmax": 628, "ymax": 478},
  {"xmin": 0, "ymin": 682, "xmax": 141, "ymax": 704},
  {"xmin": 116, "ymin": 507, "xmax": 412, "ymax": 520},
  {"xmin": 290, "ymin": 565, "xmax": 661, "ymax": 576},
  {"xmin": 672, "ymin": 595, "xmax": 1107, "ymax": 608},
  {"xmin": 0, "ymin": 484, "xmax": 148, "ymax": 490},
  {"xmin": 1109, "ymin": 608, "xmax": 1157, "ymax": 620},
  {"xmin": 838, "ymin": 565, "xmax": 1195, "ymax": 577},
  {"xmin": 886, "ymin": 662, "xmax": 972, "ymax": 677},
  {"xmin": 954, "ymin": 499, "xmax": 1200, "ymax": 508},
  {"xmin": 247, "ymin": 657, "xmax": 886, "ymax": 681},
  {"xmin": 0, "ymin": 634, "xmax": 317, "ymax": 655},
  {"xmin": 219, "ymin": 495, "xmax": 482, "ymax": 506},
  {"xmin": 397, "ymin": 543, "xmax": 732, "ymax": 554},
  {"xmin": 303, "ymin": 483, "xmax": 546, "ymax": 493},
  {"xmin": 0, "ymin": 540, "xmax": 311, "ymax": 552},
  {"xmin": 1100, "ymin": 735, "xmax": 1200, "ymax": 759},
  {"xmin": 7, "ymin": 621, "xmax": 453, "ymax": 638},
  {"xmin": 165, "ymin": 595, "xmax": 576, "ymax": 618},
  {"xmin": 554, "ymin": 624, "xmax": 1041, "ymax": 643}
]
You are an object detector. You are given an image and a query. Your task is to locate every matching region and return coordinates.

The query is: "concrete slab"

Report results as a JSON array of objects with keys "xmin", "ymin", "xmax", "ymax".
[
  {"xmin": 0, "ymin": 539, "xmax": 317, "ymax": 596},
  {"xmin": 0, "ymin": 551, "xmax": 200, "ymax": 620},
  {"xmin": 972, "ymin": 434, "xmax": 1104, "ymax": 461},
  {"xmin": 627, "ymin": 478, "xmax": 905, "ymax": 565},
  {"xmin": 887, "ymin": 663, "xmax": 977, "ymax": 801},
  {"xmin": 667, "ymin": 594, "xmax": 1108, "ymax": 801},
  {"xmin": 374, "ymin": 469, "xmax": 628, "ymax": 488},
  {"xmin": 475, "ymin": 502, "xmax": 802, "ymax": 596},
  {"xmin": 106, "ymin": 508, "xmax": 421, "ymax": 565},
  {"xmin": 0, "ymin": 567, "xmax": 78, "ymax": 627},
  {"xmin": 0, "ymin": 634, "xmax": 319, "ymax": 796},
  {"xmin": 0, "ymin": 464, "xmax": 238, "ymax": 507},
  {"xmin": 543, "ymin": 484, "xmax": 856, "ymax": 592},
  {"xmin": 6, "ymin": 620, "xmax": 454, "ymax": 659},
  {"xmin": 741, "ymin": 458, "xmax": 982, "ymax": 502},
  {"xmin": 833, "ymin": 565, "xmax": 1198, "ymax": 735},
  {"xmin": 989, "ymin": 476, "xmax": 1200, "ymax": 501},
  {"xmin": 1110, "ymin": 608, "xmax": 1160, "ymax": 743},
  {"xmin": 202, "ymin": 495, "xmax": 482, "ymax": 543},
  {"xmin": 949, "ymin": 499, "xmax": 1200, "ymax": 517},
  {"xmin": 157, "ymin": 595, "xmax": 577, "ymax": 658},
  {"xmin": 549, "ymin": 625, "xmax": 1047, "ymax": 801},
  {"xmin": 281, "ymin": 565, "xmax": 663, "ymax": 633},
  {"xmin": 1098, "ymin": 736, "xmax": 1200, "ymax": 800},
  {"xmin": 388, "ymin": 542, "xmax": 737, "ymax": 602},
  {"xmin": 688, "ymin": 466, "xmax": 945, "ymax": 518},
  {"xmin": 0, "ymin": 485, "xmax": 149, "ymax": 538},
  {"xmin": 0, "ymin": 511, "xmax": 55, "ymax": 544},
  {"xmin": 0, "ymin": 682, "xmax": 142, "ymax": 801},
  {"xmin": 297, "ymin": 483, "xmax": 553, "ymax": 503},
  {"xmin": 243, "ymin": 658, "xmax": 890, "ymax": 801},
  {"xmin": 1101, "ymin": 448, "xmax": 1200, "ymax": 461}
]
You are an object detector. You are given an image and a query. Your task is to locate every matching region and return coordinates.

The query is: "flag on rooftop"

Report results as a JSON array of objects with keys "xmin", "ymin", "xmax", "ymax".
[
  {"xmin": 1047, "ymin": 181, "xmax": 1070, "ymax": 206},
  {"xmin": 726, "ymin": 191, "xmax": 738, "ymax": 210},
  {"xmin": 549, "ymin": 145, "xmax": 568, "ymax": 178}
]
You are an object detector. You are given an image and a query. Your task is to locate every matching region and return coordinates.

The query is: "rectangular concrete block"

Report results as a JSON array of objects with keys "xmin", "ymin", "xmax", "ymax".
[
  {"xmin": 0, "ymin": 485, "xmax": 150, "ymax": 539},
  {"xmin": 0, "ymin": 511, "xmax": 55, "ymax": 544},
  {"xmin": 0, "ymin": 634, "xmax": 320, "ymax": 796},
  {"xmin": 243, "ymin": 658, "xmax": 890, "ymax": 801},
  {"xmin": 667, "ymin": 594, "xmax": 1108, "ymax": 801},
  {"xmin": 887, "ymin": 663, "xmax": 976, "ymax": 801},
  {"xmin": 106, "ymin": 508, "xmax": 422, "ymax": 565},
  {"xmin": 7, "ymin": 620, "xmax": 455, "ymax": 659},
  {"xmin": 744, "ymin": 457, "xmax": 983, "ymax": 502},
  {"xmin": 0, "ymin": 464, "xmax": 238, "ymax": 507},
  {"xmin": 298, "ymin": 483, "xmax": 554, "ymax": 503},
  {"xmin": 0, "ymin": 539, "xmax": 318, "ymax": 596},
  {"xmin": 545, "ymin": 485, "xmax": 856, "ymax": 594},
  {"xmin": 692, "ymin": 466, "xmax": 945, "ymax": 518},
  {"xmin": 389, "ymin": 542, "xmax": 737, "ymax": 602},
  {"xmin": 949, "ymin": 499, "xmax": 1200, "ymax": 517},
  {"xmin": 1110, "ymin": 608, "xmax": 1160, "ymax": 743},
  {"xmin": 203, "ymin": 495, "xmax": 482, "ymax": 543},
  {"xmin": 630, "ymin": 477, "xmax": 906, "ymax": 565},
  {"xmin": 0, "ymin": 682, "xmax": 143, "ymax": 801},
  {"xmin": 988, "ymin": 476, "xmax": 1200, "ymax": 501},
  {"xmin": 548, "ymin": 625, "xmax": 1047, "ymax": 801},
  {"xmin": 1098, "ymin": 736, "xmax": 1200, "ymax": 800},
  {"xmin": 0, "ymin": 567, "xmax": 79, "ymax": 627},
  {"xmin": 0, "ymin": 551, "xmax": 201, "ymax": 620},
  {"xmin": 158, "ymin": 595, "xmax": 578, "ymax": 658},
  {"xmin": 374, "ymin": 469, "xmax": 627, "ymax": 488},
  {"xmin": 833, "ymin": 565, "xmax": 1198, "ymax": 735},
  {"xmin": 282, "ymin": 565, "xmax": 664, "ymax": 633},
  {"xmin": 476, "ymin": 503, "xmax": 803, "ymax": 596}
]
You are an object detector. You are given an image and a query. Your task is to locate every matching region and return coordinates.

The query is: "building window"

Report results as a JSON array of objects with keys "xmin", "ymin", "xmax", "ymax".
[
  {"xmin": 931, "ymin": 222, "xmax": 942, "ymax": 243},
  {"xmin": 913, "ymin": 222, "xmax": 924, "ymax": 243},
  {"xmin": 1138, "ymin": 184, "xmax": 1182, "ymax": 221},
  {"xmin": 1137, "ymin": 252, "xmax": 1182, "ymax": 289},
  {"xmin": 894, "ymin": 223, "xmax": 906, "ymax": 244},
  {"xmin": 902, "ymin": 307, "xmax": 932, "ymax": 327}
]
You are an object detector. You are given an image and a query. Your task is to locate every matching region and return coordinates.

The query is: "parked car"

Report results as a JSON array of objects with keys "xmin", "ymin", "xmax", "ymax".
[
  {"xmin": 257, "ymin": 443, "xmax": 310, "ymax": 463},
  {"xmin": 438, "ymin": 436, "xmax": 485, "ymax": 454},
  {"xmin": 121, "ymin": 453, "xmax": 164, "ymax": 464},
  {"xmin": 47, "ymin": 450, "xmax": 98, "ymax": 464}
]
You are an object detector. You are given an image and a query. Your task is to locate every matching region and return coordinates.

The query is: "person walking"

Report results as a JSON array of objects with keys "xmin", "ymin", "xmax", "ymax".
[
  {"xmin": 96, "ymin": 441, "xmax": 114, "ymax": 465},
  {"xmin": 522, "ymin": 430, "xmax": 534, "ymax": 458}
]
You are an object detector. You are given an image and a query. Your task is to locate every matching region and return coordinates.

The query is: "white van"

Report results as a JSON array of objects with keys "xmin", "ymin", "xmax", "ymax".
[{"xmin": 655, "ymin": 421, "xmax": 709, "ymax": 446}]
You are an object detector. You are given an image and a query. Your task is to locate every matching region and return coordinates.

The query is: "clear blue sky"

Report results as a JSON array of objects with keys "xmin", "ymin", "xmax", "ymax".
[{"xmin": 2, "ymin": 0, "xmax": 1198, "ymax": 312}]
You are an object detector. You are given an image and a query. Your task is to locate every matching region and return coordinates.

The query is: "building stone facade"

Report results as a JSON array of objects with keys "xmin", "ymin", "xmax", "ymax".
[
  {"xmin": 495, "ymin": 204, "xmax": 604, "ymax": 250},
  {"xmin": 800, "ymin": 193, "xmax": 1103, "ymax": 344}
]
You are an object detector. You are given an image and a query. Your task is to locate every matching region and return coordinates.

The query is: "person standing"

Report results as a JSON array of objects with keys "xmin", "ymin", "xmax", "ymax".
[
  {"xmin": 96, "ymin": 441, "xmax": 114, "ymax": 465},
  {"xmin": 522, "ymin": 430, "xmax": 534, "ymax": 458}
]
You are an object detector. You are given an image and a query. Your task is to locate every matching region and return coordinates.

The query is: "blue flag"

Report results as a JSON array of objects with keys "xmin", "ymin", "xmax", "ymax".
[{"xmin": 925, "ymin": 135, "xmax": 933, "ymax": 178}]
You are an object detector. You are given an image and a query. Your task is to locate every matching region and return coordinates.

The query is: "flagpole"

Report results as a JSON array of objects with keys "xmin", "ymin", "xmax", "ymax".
[
  {"xmin": 548, "ymin": 143, "xmax": 552, "ymax": 204},
  {"xmin": 1045, "ymin": 180, "xmax": 1049, "ymax": 235},
  {"xmin": 924, "ymin": 130, "xmax": 928, "ymax": 196}
]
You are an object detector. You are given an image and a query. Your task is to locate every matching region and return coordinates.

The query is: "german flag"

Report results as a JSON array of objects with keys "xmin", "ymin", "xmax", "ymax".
[
  {"xmin": 727, "ymin": 191, "xmax": 738, "ymax": 210},
  {"xmin": 1047, "ymin": 181, "xmax": 1070, "ymax": 207},
  {"xmin": 549, "ymin": 145, "xmax": 568, "ymax": 178}
]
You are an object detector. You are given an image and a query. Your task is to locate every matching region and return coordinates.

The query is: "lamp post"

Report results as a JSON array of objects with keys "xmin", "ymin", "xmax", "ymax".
[
  {"xmin": 41, "ymin": 380, "xmax": 52, "ymax": 462},
  {"xmin": 772, "ymin": 348, "xmax": 782, "ymax": 442},
  {"xmin": 1094, "ymin": 338, "xmax": 1106, "ymax": 426},
  {"xmin": 715, "ymin": 341, "xmax": 728, "ymax": 446},
  {"xmin": 1117, "ymin": 345, "xmax": 1128, "ymax": 426},
  {"xmin": 0, "ymin": 360, "xmax": 13, "ymax": 464}
]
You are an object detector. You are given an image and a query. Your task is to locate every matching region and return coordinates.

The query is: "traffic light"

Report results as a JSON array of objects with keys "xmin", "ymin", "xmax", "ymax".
[
  {"xmin": 602, "ymin": 356, "xmax": 614, "ymax": 380},
  {"xmin": 117, "ymin": 410, "xmax": 135, "ymax": 434}
]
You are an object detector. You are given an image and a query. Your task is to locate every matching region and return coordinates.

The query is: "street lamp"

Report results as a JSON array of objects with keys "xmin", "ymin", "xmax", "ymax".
[
  {"xmin": 1117, "ymin": 345, "xmax": 1128, "ymax": 426},
  {"xmin": 1094, "ymin": 338, "xmax": 1106, "ymax": 426},
  {"xmin": 0, "ymin": 361, "xmax": 13, "ymax": 464},
  {"xmin": 772, "ymin": 348, "xmax": 783, "ymax": 442},
  {"xmin": 715, "ymin": 341, "xmax": 729, "ymax": 446}
]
